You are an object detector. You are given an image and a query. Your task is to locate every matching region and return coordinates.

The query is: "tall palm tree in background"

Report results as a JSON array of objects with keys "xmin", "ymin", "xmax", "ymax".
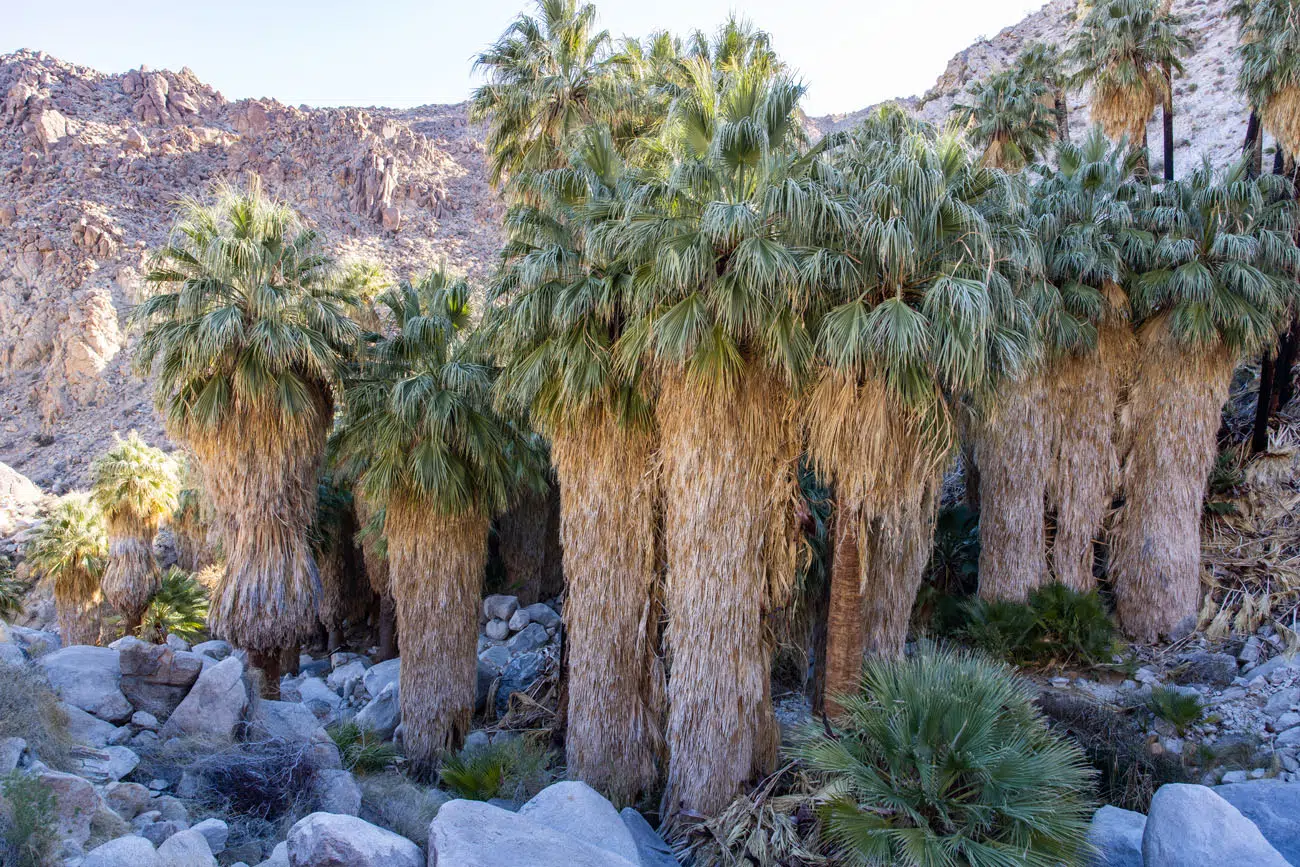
[
  {"xmin": 810, "ymin": 112, "xmax": 1036, "ymax": 704},
  {"xmin": 611, "ymin": 57, "xmax": 841, "ymax": 816},
  {"xmin": 26, "ymin": 494, "xmax": 108, "ymax": 646},
  {"xmin": 89, "ymin": 432, "xmax": 180, "ymax": 634},
  {"xmin": 132, "ymin": 180, "xmax": 360, "ymax": 691},
  {"xmin": 951, "ymin": 68, "xmax": 1057, "ymax": 171},
  {"xmin": 470, "ymin": 0, "xmax": 618, "ymax": 191},
  {"xmin": 1019, "ymin": 41, "xmax": 1073, "ymax": 143},
  {"xmin": 492, "ymin": 126, "xmax": 666, "ymax": 806},
  {"xmin": 1113, "ymin": 160, "xmax": 1299, "ymax": 639},
  {"xmin": 335, "ymin": 269, "xmax": 538, "ymax": 778},
  {"xmin": 1067, "ymin": 0, "xmax": 1191, "ymax": 176},
  {"xmin": 1233, "ymin": 0, "xmax": 1300, "ymax": 161}
]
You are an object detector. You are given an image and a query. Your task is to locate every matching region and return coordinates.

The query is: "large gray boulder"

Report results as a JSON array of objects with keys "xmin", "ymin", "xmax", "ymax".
[
  {"xmin": 1215, "ymin": 780, "xmax": 1300, "ymax": 864},
  {"xmin": 103, "ymin": 781, "xmax": 152, "ymax": 820},
  {"xmin": 191, "ymin": 817, "xmax": 230, "ymax": 855},
  {"xmin": 81, "ymin": 835, "xmax": 162, "ymax": 867},
  {"xmin": 620, "ymin": 807, "xmax": 679, "ymax": 867},
  {"xmin": 522, "ymin": 602, "xmax": 561, "ymax": 630},
  {"xmin": 494, "ymin": 651, "xmax": 545, "ymax": 716},
  {"xmin": 519, "ymin": 781, "xmax": 639, "ymax": 864},
  {"xmin": 61, "ymin": 701, "xmax": 118, "ymax": 747},
  {"xmin": 117, "ymin": 636, "xmax": 203, "ymax": 720},
  {"xmin": 314, "ymin": 769, "xmax": 361, "ymax": 816},
  {"xmin": 361, "ymin": 658, "xmax": 399, "ymax": 699},
  {"xmin": 161, "ymin": 655, "xmax": 248, "ymax": 740},
  {"xmin": 428, "ymin": 799, "xmax": 639, "ymax": 867},
  {"xmin": 1142, "ymin": 783, "xmax": 1289, "ymax": 866},
  {"xmin": 5, "ymin": 624, "xmax": 60, "ymax": 655},
  {"xmin": 355, "ymin": 681, "xmax": 400, "ymax": 739},
  {"xmin": 38, "ymin": 645, "xmax": 132, "ymax": 722},
  {"xmin": 157, "ymin": 828, "xmax": 218, "ymax": 867},
  {"xmin": 250, "ymin": 700, "xmax": 330, "ymax": 745},
  {"xmin": 1086, "ymin": 805, "xmax": 1144, "ymax": 867},
  {"xmin": 285, "ymin": 812, "xmax": 421, "ymax": 867}
]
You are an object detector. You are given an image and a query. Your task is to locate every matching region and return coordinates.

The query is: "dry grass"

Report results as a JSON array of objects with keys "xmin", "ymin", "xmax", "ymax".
[
  {"xmin": 387, "ymin": 499, "xmax": 487, "ymax": 778},
  {"xmin": 659, "ymin": 367, "xmax": 798, "ymax": 818},
  {"xmin": 551, "ymin": 413, "xmax": 664, "ymax": 806},
  {"xmin": 1262, "ymin": 85, "xmax": 1300, "ymax": 160},
  {"xmin": 1092, "ymin": 79, "xmax": 1161, "ymax": 144},
  {"xmin": 0, "ymin": 662, "xmax": 72, "ymax": 771},
  {"xmin": 1112, "ymin": 319, "xmax": 1237, "ymax": 640}
]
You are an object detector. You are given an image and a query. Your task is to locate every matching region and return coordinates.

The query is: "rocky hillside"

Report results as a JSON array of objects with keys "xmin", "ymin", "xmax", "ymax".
[{"xmin": 0, "ymin": 0, "xmax": 1262, "ymax": 490}]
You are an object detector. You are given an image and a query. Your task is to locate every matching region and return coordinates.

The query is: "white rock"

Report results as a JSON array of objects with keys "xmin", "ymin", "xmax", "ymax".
[
  {"xmin": 429, "ymin": 799, "xmax": 639, "ymax": 867},
  {"xmin": 38, "ymin": 645, "xmax": 132, "ymax": 722},
  {"xmin": 355, "ymin": 681, "xmax": 400, "ymax": 739},
  {"xmin": 191, "ymin": 818, "xmax": 229, "ymax": 854},
  {"xmin": 507, "ymin": 609, "xmax": 530, "ymax": 632},
  {"xmin": 518, "ymin": 781, "xmax": 640, "ymax": 864},
  {"xmin": 361, "ymin": 658, "xmax": 399, "ymax": 699},
  {"xmin": 60, "ymin": 701, "xmax": 117, "ymax": 747},
  {"xmin": 157, "ymin": 828, "xmax": 218, "ymax": 867},
  {"xmin": 522, "ymin": 603, "xmax": 561, "ymax": 630},
  {"xmin": 620, "ymin": 807, "xmax": 679, "ymax": 867},
  {"xmin": 1087, "ymin": 805, "xmax": 1144, "ymax": 867},
  {"xmin": 1142, "ymin": 783, "xmax": 1289, "ymax": 866},
  {"xmin": 485, "ymin": 618, "xmax": 510, "ymax": 641},
  {"xmin": 314, "ymin": 769, "xmax": 361, "ymax": 816},
  {"xmin": 250, "ymin": 699, "xmax": 330, "ymax": 745},
  {"xmin": 81, "ymin": 835, "xmax": 161, "ymax": 867},
  {"xmin": 482, "ymin": 594, "xmax": 519, "ymax": 622},
  {"xmin": 160, "ymin": 656, "xmax": 248, "ymax": 740},
  {"xmin": 285, "ymin": 812, "xmax": 421, "ymax": 867}
]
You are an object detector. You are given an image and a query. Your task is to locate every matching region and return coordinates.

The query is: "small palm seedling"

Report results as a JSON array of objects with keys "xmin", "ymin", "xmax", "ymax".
[
  {"xmin": 137, "ymin": 567, "xmax": 209, "ymax": 644},
  {"xmin": 1145, "ymin": 686, "xmax": 1204, "ymax": 735},
  {"xmin": 437, "ymin": 738, "xmax": 551, "ymax": 802},
  {"xmin": 25, "ymin": 494, "xmax": 107, "ymax": 646},
  {"xmin": 328, "ymin": 721, "xmax": 398, "ymax": 775},
  {"xmin": 799, "ymin": 646, "xmax": 1096, "ymax": 867},
  {"xmin": 952, "ymin": 584, "xmax": 1118, "ymax": 669}
]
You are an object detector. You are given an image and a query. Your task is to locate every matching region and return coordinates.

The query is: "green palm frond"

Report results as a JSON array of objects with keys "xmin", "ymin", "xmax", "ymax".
[
  {"xmin": 89, "ymin": 432, "xmax": 180, "ymax": 528},
  {"xmin": 137, "ymin": 567, "xmax": 209, "ymax": 644},
  {"xmin": 25, "ymin": 494, "xmax": 107, "ymax": 603}
]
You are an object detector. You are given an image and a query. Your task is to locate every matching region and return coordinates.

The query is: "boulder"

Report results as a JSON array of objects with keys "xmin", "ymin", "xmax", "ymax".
[
  {"xmin": 485, "ymin": 618, "xmax": 510, "ymax": 641},
  {"xmin": 1086, "ymin": 805, "xmax": 1144, "ymax": 867},
  {"xmin": 61, "ymin": 701, "xmax": 117, "ymax": 747},
  {"xmin": 495, "ymin": 651, "xmax": 545, "ymax": 716},
  {"xmin": 355, "ymin": 682, "xmax": 400, "ymax": 739},
  {"xmin": 192, "ymin": 640, "xmax": 231, "ymax": 661},
  {"xmin": 157, "ymin": 828, "xmax": 218, "ymax": 867},
  {"xmin": 506, "ymin": 622, "xmax": 549, "ymax": 655},
  {"xmin": 483, "ymin": 594, "xmax": 519, "ymax": 622},
  {"xmin": 522, "ymin": 603, "xmax": 561, "ymax": 630},
  {"xmin": 161, "ymin": 656, "xmax": 248, "ymax": 740},
  {"xmin": 361, "ymin": 658, "xmax": 399, "ymax": 699},
  {"xmin": 1215, "ymin": 781, "xmax": 1300, "ymax": 864},
  {"xmin": 117, "ymin": 636, "xmax": 203, "ymax": 719},
  {"xmin": 0, "ymin": 643, "xmax": 24, "ymax": 665},
  {"xmin": 191, "ymin": 817, "xmax": 229, "ymax": 855},
  {"xmin": 314, "ymin": 769, "xmax": 362, "ymax": 816},
  {"xmin": 165, "ymin": 634, "xmax": 191, "ymax": 652},
  {"xmin": 507, "ymin": 609, "xmax": 531, "ymax": 632},
  {"xmin": 428, "ymin": 799, "xmax": 639, "ymax": 867},
  {"xmin": 326, "ymin": 660, "xmax": 367, "ymax": 693},
  {"xmin": 0, "ymin": 737, "xmax": 25, "ymax": 774},
  {"xmin": 5, "ymin": 625, "xmax": 60, "ymax": 655},
  {"xmin": 620, "ymin": 808, "xmax": 679, "ymax": 867},
  {"xmin": 81, "ymin": 835, "xmax": 162, "ymax": 867},
  {"xmin": 1172, "ymin": 651, "xmax": 1239, "ymax": 687},
  {"xmin": 285, "ymin": 812, "xmax": 421, "ymax": 867},
  {"xmin": 1142, "ymin": 783, "xmax": 1289, "ymax": 866},
  {"xmin": 39, "ymin": 770, "xmax": 99, "ymax": 845},
  {"xmin": 250, "ymin": 700, "xmax": 330, "ymax": 745},
  {"xmin": 38, "ymin": 645, "xmax": 132, "ymax": 722},
  {"xmin": 103, "ymin": 781, "xmax": 152, "ymax": 820},
  {"xmin": 478, "ymin": 645, "xmax": 511, "ymax": 672},
  {"xmin": 78, "ymin": 745, "xmax": 140, "ymax": 782},
  {"xmin": 519, "ymin": 781, "xmax": 639, "ymax": 864},
  {"xmin": 298, "ymin": 677, "xmax": 342, "ymax": 712}
]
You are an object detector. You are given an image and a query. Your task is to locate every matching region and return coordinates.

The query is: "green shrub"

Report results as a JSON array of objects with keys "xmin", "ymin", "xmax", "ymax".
[
  {"xmin": 1146, "ymin": 687, "xmax": 1204, "ymax": 735},
  {"xmin": 798, "ymin": 645, "xmax": 1096, "ymax": 867},
  {"xmin": 0, "ymin": 663, "xmax": 71, "ymax": 771},
  {"xmin": 1, "ymin": 772, "xmax": 59, "ymax": 867},
  {"xmin": 328, "ymin": 722, "xmax": 398, "ymax": 775},
  {"xmin": 0, "ymin": 557, "xmax": 27, "ymax": 620},
  {"xmin": 438, "ymin": 737, "xmax": 551, "ymax": 802},
  {"xmin": 946, "ymin": 584, "xmax": 1118, "ymax": 668},
  {"xmin": 138, "ymin": 567, "xmax": 209, "ymax": 643},
  {"xmin": 926, "ymin": 505, "xmax": 981, "ymax": 595}
]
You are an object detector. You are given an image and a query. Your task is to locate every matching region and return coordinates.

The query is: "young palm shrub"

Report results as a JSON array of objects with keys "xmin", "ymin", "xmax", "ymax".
[
  {"xmin": 1233, "ymin": 0, "xmax": 1300, "ymax": 159},
  {"xmin": 131, "ymin": 179, "xmax": 359, "ymax": 688},
  {"xmin": 951, "ymin": 68, "xmax": 1057, "ymax": 171},
  {"xmin": 137, "ymin": 566, "xmax": 209, "ymax": 644},
  {"xmin": 1066, "ymin": 0, "xmax": 1191, "ymax": 161},
  {"xmin": 89, "ymin": 431, "xmax": 180, "ymax": 634},
  {"xmin": 334, "ymin": 269, "xmax": 538, "ymax": 779},
  {"xmin": 797, "ymin": 645, "xmax": 1096, "ymax": 867},
  {"xmin": 1112, "ymin": 160, "xmax": 1300, "ymax": 639},
  {"xmin": 809, "ymin": 111, "xmax": 1035, "ymax": 711},
  {"xmin": 492, "ymin": 125, "xmax": 666, "ymax": 807},
  {"xmin": 25, "ymin": 494, "xmax": 107, "ymax": 646}
]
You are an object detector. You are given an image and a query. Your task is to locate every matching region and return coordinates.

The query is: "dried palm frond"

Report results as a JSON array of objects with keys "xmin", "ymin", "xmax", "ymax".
[{"xmin": 1261, "ymin": 85, "xmax": 1300, "ymax": 158}]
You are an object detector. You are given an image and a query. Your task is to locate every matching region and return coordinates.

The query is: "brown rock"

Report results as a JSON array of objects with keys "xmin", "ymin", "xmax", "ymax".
[{"xmin": 118, "ymin": 637, "xmax": 204, "ymax": 720}]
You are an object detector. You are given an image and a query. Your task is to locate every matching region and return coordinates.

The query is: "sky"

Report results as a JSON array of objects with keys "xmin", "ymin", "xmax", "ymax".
[{"xmin": 6, "ymin": 0, "xmax": 1044, "ymax": 117}]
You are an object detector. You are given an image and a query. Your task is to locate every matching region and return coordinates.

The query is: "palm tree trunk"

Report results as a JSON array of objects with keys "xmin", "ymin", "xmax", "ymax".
[
  {"xmin": 1252, "ymin": 350, "xmax": 1278, "ymax": 454},
  {"xmin": 551, "ymin": 415, "xmax": 664, "ymax": 807},
  {"xmin": 659, "ymin": 368, "xmax": 794, "ymax": 819},
  {"xmin": 1054, "ymin": 89, "xmax": 1070, "ymax": 143},
  {"xmin": 251, "ymin": 650, "xmax": 282, "ymax": 699},
  {"xmin": 101, "ymin": 526, "xmax": 161, "ymax": 636},
  {"xmin": 1161, "ymin": 63, "xmax": 1175, "ymax": 181},
  {"xmin": 497, "ymin": 483, "xmax": 562, "ymax": 607},
  {"xmin": 861, "ymin": 482, "xmax": 941, "ymax": 657},
  {"xmin": 822, "ymin": 512, "xmax": 862, "ymax": 717},
  {"xmin": 1245, "ymin": 111, "xmax": 1264, "ymax": 178},
  {"xmin": 377, "ymin": 593, "xmax": 398, "ymax": 661},
  {"xmin": 1112, "ymin": 320, "xmax": 1236, "ymax": 641},
  {"xmin": 976, "ymin": 375, "xmax": 1050, "ymax": 601},
  {"xmin": 1277, "ymin": 318, "xmax": 1299, "ymax": 412},
  {"xmin": 387, "ymin": 500, "xmax": 487, "ymax": 779}
]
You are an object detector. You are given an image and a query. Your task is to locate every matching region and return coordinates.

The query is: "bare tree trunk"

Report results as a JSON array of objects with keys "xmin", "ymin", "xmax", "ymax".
[
  {"xmin": 251, "ymin": 650, "xmax": 282, "ymax": 699},
  {"xmin": 1245, "ymin": 111, "xmax": 1263, "ymax": 178},
  {"xmin": 377, "ymin": 593, "xmax": 398, "ymax": 661},
  {"xmin": 1252, "ymin": 350, "xmax": 1278, "ymax": 454},
  {"xmin": 1162, "ymin": 64, "xmax": 1174, "ymax": 182},
  {"xmin": 1054, "ymin": 90, "xmax": 1070, "ymax": 143},
  {"xmin": 822, "ymin": 514, "xmax": 862, "ymax": 718},
  {"xmin": 1278, "ymin": 318, "xmax": 1299, "ymax": 412}
]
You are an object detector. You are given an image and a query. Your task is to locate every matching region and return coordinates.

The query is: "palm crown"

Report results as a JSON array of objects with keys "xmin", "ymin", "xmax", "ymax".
[
  {"xmin": 951, "ymin": 69, "xmax": 1057, "ymax": 171},
  {"xmin": 27, "ymin": 494, "xmax": 107, "ymax": 607},
  {"xmin": 89, "ymin": 432, "xmax": 181, "ymax": 530},
  {"xmin": 1232, "ymin": 0, "xmax": 1300, "ymax": 154}
]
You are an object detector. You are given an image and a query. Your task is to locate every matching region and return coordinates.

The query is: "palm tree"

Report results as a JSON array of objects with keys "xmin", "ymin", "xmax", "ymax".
[
  {"xmin": 951, "ymin": 68, "xmax": 1057, "ymax": 171},
  {"xmin": 1067, "ymin": 0, "xmax": 1191, "ymax": 175},
  {"xmin": 131, "ymin": 179, "xmax": 360, "ymax": 690},
  {"xmin": 1019, "ymin": 41, "xmax": 1073, "ymax": 143},
  {"xmin": 89, "ymin": 432, "xmax": 180, "ymax": 635},
  {"xmin": 334, "ymin": 269, "xmax": 538, "ymax": 779},
  {"xmin": 470, "ymin": 0, "xmax": 618, "ymax": 190},
  {"xmin": 26, "ymin": 494, "xmax": 108, "ymax": 646},
  {"xmin": 611, "ymin": 56, "xmax": 844, "ymax": 817},
  {"xmin": 171, "ymin": 458, "xmax": 213, "ymax": 572},
  {"xmin": 1112, "ymin": 160, "xmax": 1300, "ymax": 639},
  {"xmin": 810, "ymin": 111, "xmax": 1036, "ymax": 707},
  {"xmin": 1233, "ymin": 0, "xmax": 1300, "ymax": 160},
  {"xmin": 492, "ymin": 125, "xmax": 666, "ymax": 806}
]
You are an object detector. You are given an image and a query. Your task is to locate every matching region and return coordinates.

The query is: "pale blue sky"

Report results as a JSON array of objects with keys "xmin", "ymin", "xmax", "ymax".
[{"xmin": 6, "ymin": 0, "xmax": 1044, "ymax": 116}]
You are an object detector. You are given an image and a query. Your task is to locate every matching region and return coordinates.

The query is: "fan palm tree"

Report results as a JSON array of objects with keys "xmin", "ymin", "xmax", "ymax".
[
  {"xmin": 810, "ymin": 111, "xmax": 1036, "ymax": 709},
  {"xmin": 171, "ymin": 458, "xmax": 214, "ymax": 572},
  {"xmin": 470, "ymin": 0, "xmax": 619, "ymax": 190},
  {"xmin": 1233, "ymin": 0, "xmax": 1300, "ymax": 160},
  {"xmin": 951, "ymin": 68, "xmax": 1057, "ymax": 171},
  {"xmin": 492, "ymin": 125, "xmax": 666, "ymax": 806},
  {"xmin": 1113, "ymin": 159, "xmax": 1300, "ymax": 639},
  {"xmin": 334, "ymin": 268, "xmax": 538, "ymax": 778},
  {"xmin": 26, "ymin": 494, "xmax": 108, "ymax": 646},
  {"xmin": 131, "ymin": 179, "xmax": 360, "ymax": 690},
  {"xmin": 1067, "ymin": 0, "xmax": 1191, "ymax": 175},
  {"xmin": 1019, "ymin": 41, "xmax": 1073, "ymax": 143},
  {"xmin": 89, "ymin": 432, "xmax": 181, "ymax": 635}
]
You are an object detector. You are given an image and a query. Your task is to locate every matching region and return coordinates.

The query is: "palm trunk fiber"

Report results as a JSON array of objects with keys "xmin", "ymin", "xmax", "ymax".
[
  {"xmin": 191, "ymin": 400, "xmax": 329, "ymax": 670},
  {"xmin": 101, "ymin": 522, "xmax": 161, "ymax": 636},
  {"xmin": 552, "ymin": 415, "xmax": 664, "ymax": 807},
  {"xmin": 498, "ymin": 483, "xmax": 564, "ymax": 606},
  {"xmin": 976, "ymin": 374, "xmax": 1051, "ymax": 601},
  {"xmin": 822, "ymin": 512, "xmax": 862, "ymax": 717},
  {"xmin": 659, "ymin": 368, "xmax": 795, "ymax": 819},
  {"xmin": 387, "ymin": 499, "xmax": 487, "ymax": 779},
  {"xmin": 1112, "ymin": 322, "xmax": 1236, "ymax": 641}
]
